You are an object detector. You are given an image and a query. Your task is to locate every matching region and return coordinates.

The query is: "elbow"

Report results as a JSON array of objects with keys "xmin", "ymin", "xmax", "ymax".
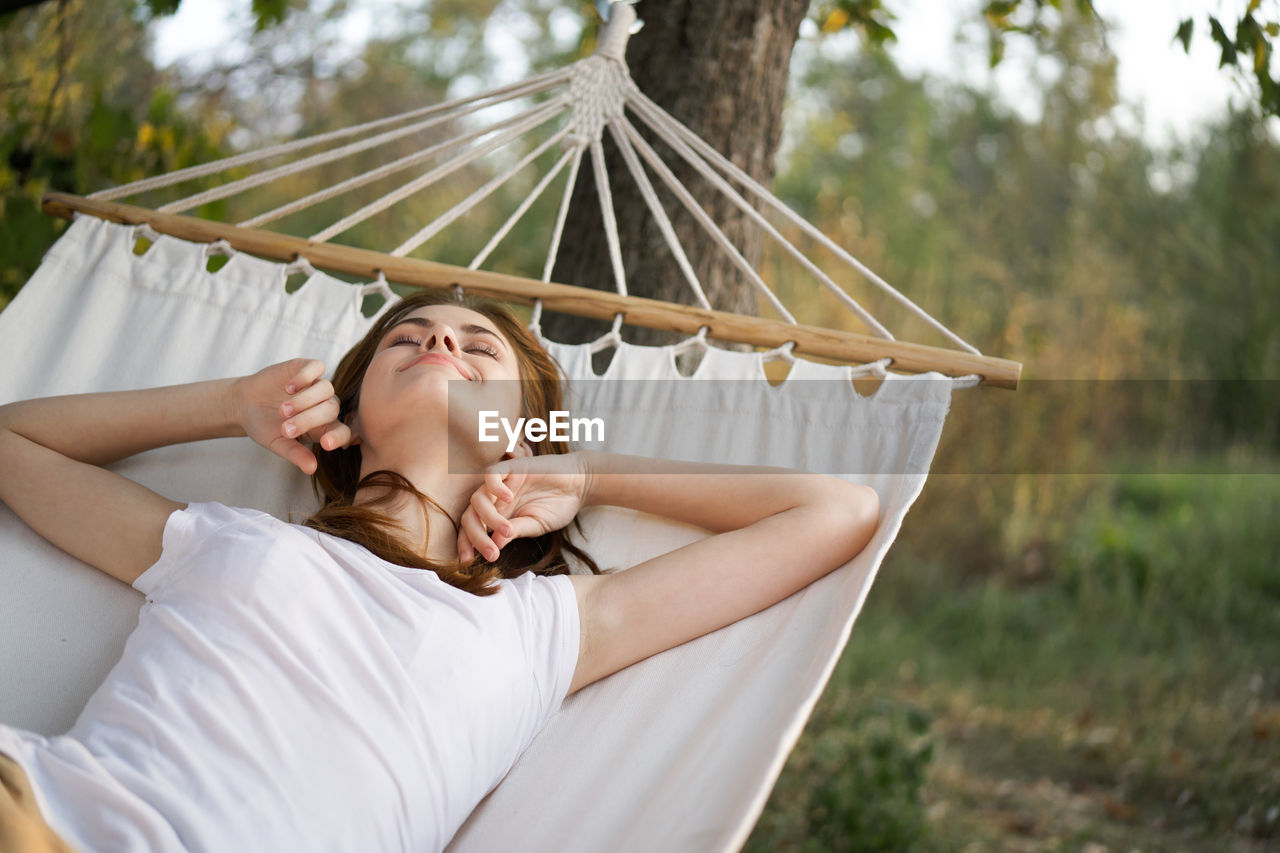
[
  {"xmin": 825, "ymin": 481, "xmax": 880, "ymax": 565},
  {"xmin": 850, "ymin": 483, "xmax": 881, "ymax": 551}
]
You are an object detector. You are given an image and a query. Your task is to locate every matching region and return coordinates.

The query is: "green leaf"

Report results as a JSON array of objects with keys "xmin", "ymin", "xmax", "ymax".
[
  {"xmin": 1175, "ymin": 18, "xmax": 1193, "ymax": 53},
  {"xmin": 251, "ymin": 0, "xmax": 289, "ymax": 30},
  {"xmin": 144, "ymin": 0, "xmax": 181, "ymax": 16},
  {"xmin": 1209, "ymin": 16, "xmax": 1238, "ymax": 68},
  {"xmin": 983, "ymin": 0, "xmax": 1018, "ymax": 23},
  {"xmin": 1236, "ymin": 14, "xmax": 1262, "ymax": 52},
  {"xmin": 866, "ymin": 19, "xmax": 897, "ymax": 45},
  {"xmin": 817, "ymin": 1, "xmax": 898, "ymax": 47}
]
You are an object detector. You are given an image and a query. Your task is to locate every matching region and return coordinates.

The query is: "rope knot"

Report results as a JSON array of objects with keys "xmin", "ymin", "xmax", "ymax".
[{"xmin": 566, "ymin": 56, "xmax": 628, "ymax": 144}]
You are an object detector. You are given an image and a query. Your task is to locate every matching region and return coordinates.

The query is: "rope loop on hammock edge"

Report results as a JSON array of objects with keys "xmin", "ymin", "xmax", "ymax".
[
  {"xmin": 528, "ymin": 298, "xmax": 544, "ymax": 334},
  {"xmin": 132, "ymin": 222, "xmax": 162, "ymax": 245},
  {"xmin": 588, "ymin": 312, "xmax": 625, "ymax": 353},
  {"xmin": 203, "ymin": 238, "xmax": 234, "ymax": 260},
  {"xmin": 761, "ymin": 340, "xmax": 797, "ymax": 365},
  {"xmin": 848, "ymin": 357, "xmax": 892, "ymax": 379},
  {"xmin": 671, "ymin": 324, "xmax": 709, "ymax": 356},
  {"xmin": 283, "ymin": 256, "xmax": 316, "ymax": 279},
  {"xmin": 360, "ymin": 272, "xmax": 397, "ymax": 301}
]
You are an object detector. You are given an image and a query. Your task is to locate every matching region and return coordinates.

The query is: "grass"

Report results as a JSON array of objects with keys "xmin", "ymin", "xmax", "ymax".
[{"xmin": 747, "ymin": 459, "xmax": 1280, "ymax": 851}]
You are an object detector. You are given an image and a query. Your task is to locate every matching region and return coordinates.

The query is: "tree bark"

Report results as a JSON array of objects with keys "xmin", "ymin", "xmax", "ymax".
[{"xmin": 543, "ymin": 0, "xmax": 810, "ymax": 345}]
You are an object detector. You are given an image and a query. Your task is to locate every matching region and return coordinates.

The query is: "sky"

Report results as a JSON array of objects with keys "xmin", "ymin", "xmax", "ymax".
[{"xmin": 152, "ymin": 0, "xmax": 1274, "ymax": 150}]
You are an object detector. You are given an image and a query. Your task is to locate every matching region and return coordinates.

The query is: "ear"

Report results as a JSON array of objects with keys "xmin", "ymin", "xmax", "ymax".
[{"xmin": 500, "ymin": 441, "xmax": 532, "ymax": 461}]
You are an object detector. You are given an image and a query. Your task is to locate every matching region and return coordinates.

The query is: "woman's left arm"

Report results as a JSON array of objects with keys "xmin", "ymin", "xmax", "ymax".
[{"xmin": 560, "ymin": 452, "xmax": 879, "ymax": 695}]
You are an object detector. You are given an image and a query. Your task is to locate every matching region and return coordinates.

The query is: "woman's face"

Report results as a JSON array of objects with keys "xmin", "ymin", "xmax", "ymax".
[{"xmin": 352, "ymin": 304, "xmax": 526, "ymax": 464}]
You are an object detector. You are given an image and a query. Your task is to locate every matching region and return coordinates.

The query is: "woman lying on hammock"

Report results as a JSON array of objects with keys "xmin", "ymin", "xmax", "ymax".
[{"xmin": 0, "ymin": 290, "xmax": 880, "ymax": 853}]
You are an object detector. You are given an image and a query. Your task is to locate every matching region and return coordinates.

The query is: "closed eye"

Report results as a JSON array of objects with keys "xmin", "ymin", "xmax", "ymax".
[
  {"xmin": 388, "ymin": 334, "xmax": 421, "ymax": 347},
  {"xmin": 465, "ymin": 344, "xmax": 499, "ymax": 358}
]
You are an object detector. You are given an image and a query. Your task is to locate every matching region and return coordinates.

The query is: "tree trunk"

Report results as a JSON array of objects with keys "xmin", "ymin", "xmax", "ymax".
[{"xmin": 543, "ymin": 0, "xmax": 810, "ymax": 346}]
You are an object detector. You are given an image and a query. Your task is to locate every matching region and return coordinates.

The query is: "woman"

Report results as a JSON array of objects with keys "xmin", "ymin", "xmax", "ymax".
[{"xmin": 0, "ymin": 290, "xmax": 880, "ymax": 852}]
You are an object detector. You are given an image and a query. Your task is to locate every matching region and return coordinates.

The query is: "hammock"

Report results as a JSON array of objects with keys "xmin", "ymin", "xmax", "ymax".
[{"xmin": 0, "ymin": 4, "xmax": 1019, "ymax": 850}]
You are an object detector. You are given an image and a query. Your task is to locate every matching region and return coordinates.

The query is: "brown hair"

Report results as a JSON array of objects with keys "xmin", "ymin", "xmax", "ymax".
[{"xmin": 304, "ymin": 288, "xmax": 601, "ymax": 595}]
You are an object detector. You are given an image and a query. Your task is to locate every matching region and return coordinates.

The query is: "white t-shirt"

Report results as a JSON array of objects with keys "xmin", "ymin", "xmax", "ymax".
[{"xmin": 0, "ymin": 501, "xmax": 581, "ymax": 852}]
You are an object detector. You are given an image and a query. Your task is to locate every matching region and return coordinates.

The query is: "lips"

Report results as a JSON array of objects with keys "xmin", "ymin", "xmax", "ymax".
[{"xmin": 400, "ymin": 352, "xmax": 472, "ymax": 380}]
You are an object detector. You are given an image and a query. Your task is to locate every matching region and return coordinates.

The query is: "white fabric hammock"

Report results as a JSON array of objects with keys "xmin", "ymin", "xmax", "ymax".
[{"xmin": 0, "ymin": 215, "xmax": 953, "ymax": 851}]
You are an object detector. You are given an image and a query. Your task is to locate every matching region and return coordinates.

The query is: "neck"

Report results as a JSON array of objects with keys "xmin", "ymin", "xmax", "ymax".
[{"xmin": 353, "ymin": 445, "xmax": 491, "ymax": 564}]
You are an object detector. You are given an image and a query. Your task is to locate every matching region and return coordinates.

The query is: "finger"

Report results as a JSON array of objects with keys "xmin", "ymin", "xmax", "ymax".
[
  {"xmin": 272, "ymin": 437, "xmax": 318, "ymax": 475},
  {"xmin": 484, "ymin": 467, "xmax": 514, "ymax": 503},
  {"xmin": 284, "ymin": 359, "xmax": 326, "ymax": 395},
  {"xmin": 456, "ymin": 527, "xmax": 474, "ymax": 563},
  {"xmin": 469, "ymin": 489, "xmax": 514, "ymax": 540},
  {"xmin": 459, "ymin": 507, "xmax": 500, "ymax": 562},
  {"xmin": 497, "ymin": 515, "xmax": 546, "ymax": 546},
  {"xmin": 458, "ymin": 508, "xmax": 491, "ymax": 561},
  {"xmin": 280, "ymin": 378, "xmax": 335, "ymax": 418},
  {"xmin": 282, "ymin": 397, "xmax": 341, "ymax": 440},
  {"xmin": 308, "ymin": 422, "xmax": 353, "ymax": 452}
]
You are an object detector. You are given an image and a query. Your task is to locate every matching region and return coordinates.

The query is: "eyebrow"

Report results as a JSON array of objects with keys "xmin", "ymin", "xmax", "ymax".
[{"xmin": 386, "ymin": 317, "xmax": 507, "ymax": 349}]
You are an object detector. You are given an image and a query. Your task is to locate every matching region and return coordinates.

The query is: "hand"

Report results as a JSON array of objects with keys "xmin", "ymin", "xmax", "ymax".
[
  {"xmin": 457, "ymin": 451, "xmax": 593, "ymax": 563},
  {"xmin": 232, "ymin": 359, "xmax": 354, "ymax": 475}
]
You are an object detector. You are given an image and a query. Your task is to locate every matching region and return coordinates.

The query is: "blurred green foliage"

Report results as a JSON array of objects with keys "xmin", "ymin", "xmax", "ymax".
[
  {"xmin": 786, "ymin": 468, "xmax": 1280, "ymax": 848},
  {"xmin": 141, "ymin": 0, "xmax": 291, "ymax": 30},
  {"xmin": 770, "ymin": 7, "xmax": 1278, "ymax": 458},
  {"xmin": 748, "ymin": 697, "xmax": 936, "ymax": 851},
  {"xmin": 813, "ymin": 0, "xmax": 1280, "ymax": 117},
  {"xmin": 1182, "ymin": 6, "xmax": 1280, "ymax": 117},
  {"xmin": 0, "ymin": 0, "xmax": 231, "ymax": 308}
]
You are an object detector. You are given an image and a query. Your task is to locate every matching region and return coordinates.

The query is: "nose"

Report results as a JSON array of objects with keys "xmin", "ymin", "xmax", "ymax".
[{"xmin": 424, "ymin": 326, "xmax": 460, "ymax": 355}]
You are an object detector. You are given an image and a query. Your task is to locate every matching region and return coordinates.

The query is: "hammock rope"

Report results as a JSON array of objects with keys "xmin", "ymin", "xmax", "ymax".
[
  {"xmin": 88, "ymin": 66, "xmax": 573, "ymax": 203},
  {"xmin": 589, "ymin": 136, "xmax": 628, "ymax": 297},
  {"xmin": 614, "ymin": 114, "xmax": 795, "ymax": 322},
  {"xmin": 620, "ymin": 102, "xmax": 884, "ymax": 335},
  {"xmin": 605, "ymin": 118, "xmax": 709, "ymax": 309},
  {"xmin": 312, "ymin": 96, "xmax": 571, "ymax": 243},
  {"xmin": 238, "ymin": 96, "xmax": 569, "ymax": 230},
  {"xmin": 56, "ymin": 0, "xmax": 1019, "ymax": 389},
  {"xmin": 391, "ymin": 125, "xmax": 573, "ymax": 257},
  {"xmin": 626, "ymin": 87, "xmax": 982, "ymax": 356},
  {"xmin": 541, "ymin": 146, "xmax": 586, "ymax": 283},
  {"xmin": 469, "ymin": 146, "xmax": 578, "ymax": 271}
]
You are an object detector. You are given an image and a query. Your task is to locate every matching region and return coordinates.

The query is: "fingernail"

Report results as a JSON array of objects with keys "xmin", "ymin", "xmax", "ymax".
[
  {"xmin": 281, "ymin": 403, "xmax": 294, "ymax": 416},
  {"xmin": 286, "ymin": 384, "xmax": 297, "ymax": 394},
  {"xmin": 284, "ymin": 422, "xmax": 297, "ymax": 437}
]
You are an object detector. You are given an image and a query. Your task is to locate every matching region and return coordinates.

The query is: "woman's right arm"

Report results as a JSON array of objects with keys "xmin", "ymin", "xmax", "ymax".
[{"xmin": 0, "ymin": 359, "xmax": 347, "ymax": 586}]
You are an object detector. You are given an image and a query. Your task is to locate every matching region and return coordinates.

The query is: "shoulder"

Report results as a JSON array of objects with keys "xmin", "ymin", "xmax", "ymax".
[
  {"xmin": 170, "ymin": 500, "xmax": 282, "ymax": 527},
  {"xmin": 493, "ymin": 571, "xmax": 579, "ymax": 623},
  {"xmin": 166, "ymin": 501, "xmax": 303, "ymax": 548},
  {"xmin": 132, "ymin": 501, "xmax": 306, "ymax": 596}
]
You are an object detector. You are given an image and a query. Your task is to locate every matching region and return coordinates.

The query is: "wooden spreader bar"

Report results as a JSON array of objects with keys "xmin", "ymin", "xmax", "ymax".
[{"xmin": 44, "ymin": 192, "xmax": 1021, "ymax": 389}]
